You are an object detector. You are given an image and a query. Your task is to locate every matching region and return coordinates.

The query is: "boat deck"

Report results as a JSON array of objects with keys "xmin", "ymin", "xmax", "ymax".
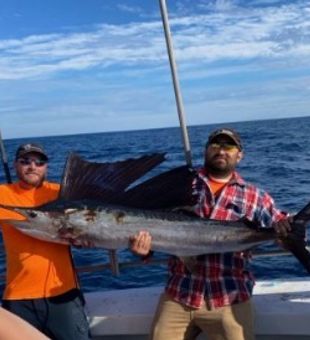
[{"xmin": 85, "ymin": 278, "xmax": 310, "ymax": 339}]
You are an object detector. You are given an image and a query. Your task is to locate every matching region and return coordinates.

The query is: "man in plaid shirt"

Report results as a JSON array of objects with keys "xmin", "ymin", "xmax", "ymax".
[{"xmin": 131, "ymin": 127, "xmax": 291, "ymax": 340}]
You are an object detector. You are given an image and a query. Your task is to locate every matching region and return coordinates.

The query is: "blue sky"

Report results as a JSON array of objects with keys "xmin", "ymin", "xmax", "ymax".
[{"xmin": 0, "ymin": 0, "xmax": 309, "ymax": 139}]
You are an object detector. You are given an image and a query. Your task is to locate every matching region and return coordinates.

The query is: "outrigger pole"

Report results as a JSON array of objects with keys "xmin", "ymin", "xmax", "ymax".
[
  {"xmin": 159, "ymin": 0, "xmax": 192, "ymax": 167},
  {"xmin": 0, "ymin": 130, "xmax": 12, "ymax": 184}
]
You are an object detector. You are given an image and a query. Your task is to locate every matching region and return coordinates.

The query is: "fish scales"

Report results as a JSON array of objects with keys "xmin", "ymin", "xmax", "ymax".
[{"xmin": 8, "ymin": 206, "xmax": 276, "ymax": 257}]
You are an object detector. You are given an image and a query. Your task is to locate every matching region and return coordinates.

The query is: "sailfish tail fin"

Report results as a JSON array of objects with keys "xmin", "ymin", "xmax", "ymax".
[
  {"xmin": 293, "ymin": 201, "xmax": 310, "ymax": 228},
  {"xmin": 282, "ymin": 201, "xmax": 310, "ymax": 274}
]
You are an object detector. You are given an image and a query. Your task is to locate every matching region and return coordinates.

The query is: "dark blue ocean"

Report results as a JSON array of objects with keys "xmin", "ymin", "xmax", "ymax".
[{"xmin": 0, "ymin": 116, "xmax": 310, "ymax": 294}]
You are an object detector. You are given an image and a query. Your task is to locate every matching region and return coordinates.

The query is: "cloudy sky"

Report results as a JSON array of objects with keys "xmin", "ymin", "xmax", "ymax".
[{"xmin": 0, "ymin": 0, "xmax": 309, "ymax": 139}]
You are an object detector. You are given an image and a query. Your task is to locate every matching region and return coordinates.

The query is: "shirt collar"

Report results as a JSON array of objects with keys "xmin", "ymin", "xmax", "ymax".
[{"xmin": 198, "ymin": 167, "xmax": 246, "ymax": 187}]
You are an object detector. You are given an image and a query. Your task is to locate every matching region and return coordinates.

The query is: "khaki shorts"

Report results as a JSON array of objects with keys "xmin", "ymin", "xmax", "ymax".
[{"xmin": 150, "ymin": 293, "xmax": 255, "ymax": 340}]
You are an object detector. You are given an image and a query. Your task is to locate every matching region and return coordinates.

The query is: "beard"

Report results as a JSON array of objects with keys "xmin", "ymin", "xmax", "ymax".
[
  {"xmin": 18, "ymin": 171, "xmax": 45, "ymax": 188},
  {"xmin": 204, "ymin": 156, "xmax": 235, "ymax": 178}
]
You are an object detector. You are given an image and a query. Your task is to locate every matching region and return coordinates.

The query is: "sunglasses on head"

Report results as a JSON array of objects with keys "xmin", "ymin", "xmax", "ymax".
[
  {"xmin": 17, "ymin": 158, "xmax": 47, "ymax": 167},
  {"xmin": 209, "ymin": 142, "xmax": 238, "ymax": 152}
]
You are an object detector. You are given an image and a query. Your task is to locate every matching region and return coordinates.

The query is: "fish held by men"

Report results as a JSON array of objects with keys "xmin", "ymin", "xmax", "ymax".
[{"xmin": 1, "ymin": 153, "xmax": 310, "ymax": 273}]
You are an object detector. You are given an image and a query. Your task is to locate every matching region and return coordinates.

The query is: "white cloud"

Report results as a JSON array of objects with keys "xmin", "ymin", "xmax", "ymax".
[
  {"xmin": 116, "ymin": 4, "xmax": 144, "ymax": 15},
  {"xmin": 1, "ymin": 0, "xmax": 310, "ymax": 138},
  {"xmin": 0, "ymin": 1, "xmax": 308, "ymax": 80}
]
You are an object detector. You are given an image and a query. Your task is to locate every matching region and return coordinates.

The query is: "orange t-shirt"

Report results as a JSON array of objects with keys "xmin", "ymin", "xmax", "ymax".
[
  {"xmin": 208, "ymin": 176, "xmax": 229, "ymax": 197},
  {"xmin": 0, "ymin": 181, "xmax": 78, "ymax": 300}
]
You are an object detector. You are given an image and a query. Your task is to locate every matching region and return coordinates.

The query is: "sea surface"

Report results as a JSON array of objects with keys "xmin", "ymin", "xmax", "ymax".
[{"xmin": 0, "ymin": 116, "xmax": 309, "ymax": 294}]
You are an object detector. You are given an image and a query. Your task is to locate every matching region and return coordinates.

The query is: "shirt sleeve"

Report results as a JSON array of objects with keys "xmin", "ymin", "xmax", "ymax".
[{"xmin": 254, "ymin": 189, "xmax": 287, "ymax": 227}]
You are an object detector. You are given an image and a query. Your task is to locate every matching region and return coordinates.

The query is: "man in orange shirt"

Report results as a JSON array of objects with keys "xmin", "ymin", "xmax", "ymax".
[{"xmin": 0, "ymin": 143, "xmax": 90, "ymax": 339}]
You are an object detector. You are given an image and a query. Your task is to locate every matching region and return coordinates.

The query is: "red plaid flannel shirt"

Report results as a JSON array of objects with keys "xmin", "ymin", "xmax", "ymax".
[{"xmin": 165, "ymin": 168, "xmax": 286, "ymax": 309}]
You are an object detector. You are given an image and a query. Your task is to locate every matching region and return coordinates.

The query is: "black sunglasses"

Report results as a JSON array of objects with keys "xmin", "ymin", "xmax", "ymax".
[
  {"xmin": 17, "ymin": 158, "xmax": 47, "ymax": 167},
  {"xmin": 208, "ymin": 142, "xmax": 239, "ymax": 152}
]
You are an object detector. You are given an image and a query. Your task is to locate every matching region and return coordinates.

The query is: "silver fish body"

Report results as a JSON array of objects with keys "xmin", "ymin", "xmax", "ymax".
[{"xmin": 8, "ymin": 205, "xmax": 275, "ymax": 257}]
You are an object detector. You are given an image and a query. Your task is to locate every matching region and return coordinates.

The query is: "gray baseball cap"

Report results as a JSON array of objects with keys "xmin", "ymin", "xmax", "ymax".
[
  {"xmin": 206, "ymin": 128, "xmax": 243, "ymax": 150},
  {"xmin": 15, "ymin": 143, "xmax": 48, "ymax": 161}
]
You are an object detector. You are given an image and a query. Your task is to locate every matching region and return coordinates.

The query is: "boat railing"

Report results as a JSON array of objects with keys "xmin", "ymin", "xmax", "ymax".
[
  {"xmin": 75, "ymin": 247, "xmax": 310, "ymax": 274},
  {"xmin": 0, "ymin": 246, "xmax": 308, "ymax": 282}
]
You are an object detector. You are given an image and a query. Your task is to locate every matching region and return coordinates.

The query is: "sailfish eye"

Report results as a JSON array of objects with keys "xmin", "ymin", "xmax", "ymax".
[{"xmin": 29, "ymin": 211, "xmax": 37, "ymax": 218}]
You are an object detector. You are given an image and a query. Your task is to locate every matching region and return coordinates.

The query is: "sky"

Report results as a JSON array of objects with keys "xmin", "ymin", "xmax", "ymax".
[{"xmin": 0, "ymin": 0, "xmax": 309, "ymax": 139}]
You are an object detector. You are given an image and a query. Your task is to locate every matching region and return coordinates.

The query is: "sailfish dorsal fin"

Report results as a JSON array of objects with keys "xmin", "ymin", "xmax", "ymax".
[
  {"xmin": 120, "ymin": 165, "xmax": 198, "ymax": 209},
  {"xmin": 59, "ymin": 152, "xmax": 166, "ymax": 203}
]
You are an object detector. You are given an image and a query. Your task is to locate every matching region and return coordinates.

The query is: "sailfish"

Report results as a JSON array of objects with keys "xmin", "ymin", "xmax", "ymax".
[{"xmin": 0, "ymin": 152, "xmax": 310, "ymax": 274}]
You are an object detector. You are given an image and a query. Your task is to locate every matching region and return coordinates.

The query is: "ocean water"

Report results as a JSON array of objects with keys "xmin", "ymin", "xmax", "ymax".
[{"xmin": 0, "ymin": 116, "xmax": 310, "ymax": 294}]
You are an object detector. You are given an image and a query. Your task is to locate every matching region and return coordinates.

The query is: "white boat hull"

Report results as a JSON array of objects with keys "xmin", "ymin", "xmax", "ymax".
[{"xmin": 85, "ymin": 279, "xmax": 310, "ymax": 339}]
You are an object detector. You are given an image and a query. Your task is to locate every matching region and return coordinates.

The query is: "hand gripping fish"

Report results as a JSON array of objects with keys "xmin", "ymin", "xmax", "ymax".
[{"xmin": 1, "ymin": 153, "xmax": 310, "ymax": 274}]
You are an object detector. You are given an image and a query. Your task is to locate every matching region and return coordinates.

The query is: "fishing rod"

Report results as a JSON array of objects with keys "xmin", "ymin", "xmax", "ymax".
[
  {"xmin": 159, "ymin": 0, "xmax": 192, "ymax": 167},
  {"xmin": 0, "ymin": 130, "xmax": 12, "ymax": 184}
]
